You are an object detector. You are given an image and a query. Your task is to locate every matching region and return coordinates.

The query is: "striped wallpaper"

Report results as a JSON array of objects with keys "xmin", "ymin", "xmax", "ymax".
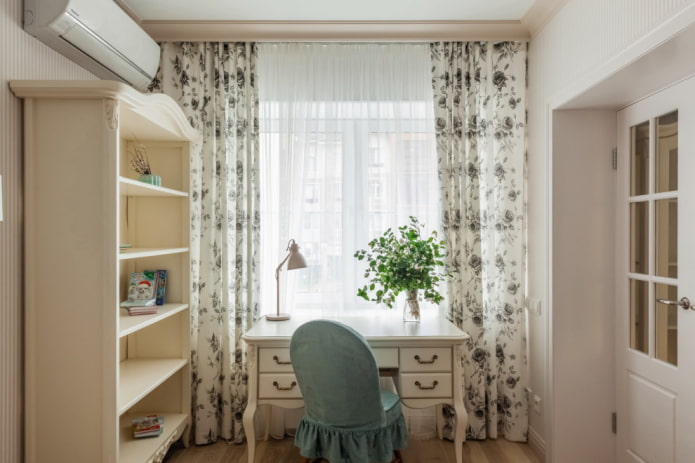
[{"xmin": 0, "ymin": 1, "xmax": 95, "ymax": 461}]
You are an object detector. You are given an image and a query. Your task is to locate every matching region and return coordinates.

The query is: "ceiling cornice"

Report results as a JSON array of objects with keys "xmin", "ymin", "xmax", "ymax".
[
  {"xmin": 521, "ymin": 0, "xmax": 570, "ymax": 36},
  {"xmin": 140, "ymin": 20, "xmax": 531, "ymax": 42}
]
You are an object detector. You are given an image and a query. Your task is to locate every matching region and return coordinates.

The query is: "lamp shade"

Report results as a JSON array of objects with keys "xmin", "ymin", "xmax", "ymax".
[{"xmin": 287, "ymin": 241, "xmax": 307, "ymax": 270}]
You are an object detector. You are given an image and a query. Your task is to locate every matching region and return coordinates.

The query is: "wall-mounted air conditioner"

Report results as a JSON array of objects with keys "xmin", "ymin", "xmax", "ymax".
[{"xmin": 23, "ymin": 0, "xmax": 160, "ymax": 91}]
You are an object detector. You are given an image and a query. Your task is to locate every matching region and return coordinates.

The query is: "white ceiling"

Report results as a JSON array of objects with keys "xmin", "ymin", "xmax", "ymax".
[
  {"xmin": 118, "ymin": 0, "xmax": 566, "ymax": 41},
  {"xmin": 122, "ymin": 0, "xmax": 538, "ymax": 22}
]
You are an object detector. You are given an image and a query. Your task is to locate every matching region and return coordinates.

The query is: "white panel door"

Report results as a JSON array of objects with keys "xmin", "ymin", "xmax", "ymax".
[{"xmin": 616, "ymin": 76, "xmax": 695, "ymax": 463}]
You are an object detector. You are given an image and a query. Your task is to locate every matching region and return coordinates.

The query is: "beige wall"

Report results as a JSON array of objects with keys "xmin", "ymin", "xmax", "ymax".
[
  {"xmin": 5, "ymin": 0, "xmax": 695, "ymax": 460},
  {"xmin": 0, "ymin": 1, "xmax": 95, "ymax": 461},
  {"xmin": 527, "ymin": 0, "xmax": 695, "ymax": 460},
  {"xmin": 550, "ymin": 109, "xmax": 617, "ymax": 463}
]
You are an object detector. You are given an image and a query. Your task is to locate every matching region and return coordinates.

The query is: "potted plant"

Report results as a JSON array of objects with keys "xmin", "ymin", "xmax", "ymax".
[
  {"xmin": 129, "ymin": 138, "xmax": 161, "ymax": 186},
  {"xmin": 354, "ymin": 216, "xmax": 453, "ymax": 322}
]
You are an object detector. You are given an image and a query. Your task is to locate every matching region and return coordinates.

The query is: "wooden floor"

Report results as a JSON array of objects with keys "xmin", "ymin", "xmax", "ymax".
[{"xmin": 163, "ymin": 436, "xmax": 541, "ymax": 463}]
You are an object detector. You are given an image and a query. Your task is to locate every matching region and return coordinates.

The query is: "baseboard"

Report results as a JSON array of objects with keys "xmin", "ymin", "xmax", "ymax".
[{"xmin": 528, "ymin": 425, "xmax": 546, "ymax": 461}]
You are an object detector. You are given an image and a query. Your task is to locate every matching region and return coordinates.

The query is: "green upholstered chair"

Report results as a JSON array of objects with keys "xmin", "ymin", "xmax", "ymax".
[{"xmin": 289, "ymin": 319, "xmax": 407, "ymax": 463}]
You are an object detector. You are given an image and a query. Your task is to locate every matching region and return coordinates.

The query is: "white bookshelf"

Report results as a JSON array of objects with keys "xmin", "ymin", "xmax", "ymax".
[{"xmin": 11, "ymin": 80, "xmax": 198, "ymax": 463}]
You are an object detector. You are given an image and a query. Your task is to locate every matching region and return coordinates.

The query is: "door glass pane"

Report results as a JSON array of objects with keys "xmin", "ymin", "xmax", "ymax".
[
  {"xmin": 630, "ymin": 202, "xmax": 648, "ymax": 274},
  {"xmin": 630, "ymin": 279, "xmax": 649, "ymax": 354},
  {"xmin": 655, "ymin": 283, "xmax": 678, "ymax": 365},
  {"xmin": 656, "ymin": 111, "xmax": 678, "ymax": 193},
  {"xmin": 655, "ymin": 199, "xmax": 677, "ymax": 278},
  {"xmin": 631, "ymin": 121, "xmax": 650, "ymax": 196}
]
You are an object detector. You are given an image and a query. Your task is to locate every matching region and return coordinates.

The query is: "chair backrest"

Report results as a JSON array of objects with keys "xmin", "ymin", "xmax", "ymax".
[{"xmin": 290, "ymin": 319, "xmax": 385, "ymax": 429}]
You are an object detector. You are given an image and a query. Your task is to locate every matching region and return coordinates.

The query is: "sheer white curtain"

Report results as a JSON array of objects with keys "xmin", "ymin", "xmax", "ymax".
[
  {"xmin": 258, "ymin": 43, "xmax": 440, "ymax": 318},
  {"xmin": 256, "ymin": 42, "xmax": 440, "ymax": 439}
]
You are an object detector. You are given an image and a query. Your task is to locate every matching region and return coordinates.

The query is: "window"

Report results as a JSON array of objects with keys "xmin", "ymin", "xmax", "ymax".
[{"xmin": 258, "ymin": 43, "xmax": 440, "ymax": 316}]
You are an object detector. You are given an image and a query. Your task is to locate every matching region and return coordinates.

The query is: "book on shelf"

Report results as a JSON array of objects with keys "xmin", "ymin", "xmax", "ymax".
[
  {"xmin": 132, "ymin": 415, "xmax": 164, "ymax": 439},
  {"xmin": 152, "ymin": 269, "xmax": 167, "ymax": 305},
  {"xmin": 125, "ymin": 306, "xmax": 158, "ymax": 316},
  {"xmin": 120, "ymin": 271, "xmax": 157, "ymax": 308}
]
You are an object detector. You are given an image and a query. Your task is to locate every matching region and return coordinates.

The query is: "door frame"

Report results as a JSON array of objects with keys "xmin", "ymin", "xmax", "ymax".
[{"xmin": 546, "ymin": 11, "xmax": 695, "ymax": 463}]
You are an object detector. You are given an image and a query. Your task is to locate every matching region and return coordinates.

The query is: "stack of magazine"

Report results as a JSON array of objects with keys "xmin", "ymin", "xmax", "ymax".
[
  {"xmin": 131, "ymin": 415, "xmax": 164, "ymax": 439},
  {"xmin": 120, "ymin": 270, "xmax": 167, "ymax": 315}
]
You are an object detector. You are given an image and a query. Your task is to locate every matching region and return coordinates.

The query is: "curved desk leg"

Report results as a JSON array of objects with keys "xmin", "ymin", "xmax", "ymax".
[
  {"xmin": 454, "ymin": 399, "xmax": 468, "ymax": 463},
  {"xmin": 262, "ymin": 405, "xmax": 271, "ymax": 440},
  {"xmin": 435, "ymin": 404, "xmax": 444, "ymax": 440},
  {"xmin": 243, "ymin": 402, "xmax": 256, "ymax": 463},
  {"xmin": 243, "ymin": 345, "xmax": 258, "ymax": 463},
  {"xmin": 454, "ymin": 343, "xmax": 468, "ymax": 463}
]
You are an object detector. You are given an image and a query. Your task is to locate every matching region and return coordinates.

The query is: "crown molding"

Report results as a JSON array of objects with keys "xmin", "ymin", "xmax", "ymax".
[
  {"xmin": 140, "ymin": 20, "xmax": 530, "ymax": 42},
  {"xmin": 521, "ymin": 0, "xmax": 571, "ymax": 36}
]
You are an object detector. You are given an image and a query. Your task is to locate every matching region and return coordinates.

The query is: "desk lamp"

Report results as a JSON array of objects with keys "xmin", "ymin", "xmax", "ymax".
[{"xmin": 268, "ymin": 239, "xmax": 307, "ymax": 321}]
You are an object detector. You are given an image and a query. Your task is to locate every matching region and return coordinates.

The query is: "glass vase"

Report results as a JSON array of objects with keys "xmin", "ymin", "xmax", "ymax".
[
  {"xmin": 403, "ymin": 289, "xmax": 421, "ymax": 322},
  {"xmin": 139, "ymin": 174, "xmax": 161, "ymax": 186}
]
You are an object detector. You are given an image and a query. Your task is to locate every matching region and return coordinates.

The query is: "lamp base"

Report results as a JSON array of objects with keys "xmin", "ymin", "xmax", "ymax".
[{"xmin": 266, "ymin": 313, "xmax": 291, "ymax": 321}]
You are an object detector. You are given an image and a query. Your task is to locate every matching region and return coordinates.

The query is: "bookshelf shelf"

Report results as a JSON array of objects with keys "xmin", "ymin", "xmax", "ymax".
[
  {"xmin": 119, "ymin": 304, "xmax": 189, "ymax": 338},
  {"xmin": 119, "ymin": 247, "xmax": 189, "ymax": 260},
  {"xmin": 119, "ymin": 177, "xmax": 188, "ymax": 198},
  {"xmin": 13, "ymin": 80, "xmax": 196, "ymax": 462},
  {"xmin": 119, "ymin": 359, "xmax": 189, "ymax": 415},
  {"xmin": 119, "ymin": 412, "xmax": 188, "ymax": 463}
]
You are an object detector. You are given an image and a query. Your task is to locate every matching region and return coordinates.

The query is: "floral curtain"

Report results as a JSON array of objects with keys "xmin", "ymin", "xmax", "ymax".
[
  {"xmin": 150, "ymin": 42, "xmax": 260, "ymax": 445},
  {"xmin": 430, "ymin": 42, "xmax": 528, "ymax": 441}
]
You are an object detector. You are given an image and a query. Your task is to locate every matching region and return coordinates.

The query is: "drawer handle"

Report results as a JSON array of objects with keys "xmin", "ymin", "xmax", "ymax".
[
  {"xmin": 414, "ymin": 354, "xmax": 438, "ymax": 364},
  {"xmin": 272, "ymin": 381, "xmax": 297, "ymax": 391},
  {"xmin": 272, "ymin": 355, "xmax": 292, "ymax": 365},
  {"xmin": 415, "ymin": 380, "xmax": 439, "ymax": 390}
]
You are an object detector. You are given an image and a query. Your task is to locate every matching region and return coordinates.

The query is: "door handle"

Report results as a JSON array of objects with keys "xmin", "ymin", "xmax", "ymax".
[{"xmin": 656, "ymin": 296, "xmax": 694, "ymax": 311}]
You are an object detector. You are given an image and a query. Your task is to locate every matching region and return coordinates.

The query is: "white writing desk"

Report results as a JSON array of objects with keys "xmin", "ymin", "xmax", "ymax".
[{"xmin": 242, "ymin": 311, "xmax": 470, "ymax": 463}]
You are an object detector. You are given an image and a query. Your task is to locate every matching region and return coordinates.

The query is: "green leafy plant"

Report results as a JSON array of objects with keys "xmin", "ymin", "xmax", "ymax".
[{"xmin": 354, "ymin": 216, "xmax": 453, "ymax": 309}]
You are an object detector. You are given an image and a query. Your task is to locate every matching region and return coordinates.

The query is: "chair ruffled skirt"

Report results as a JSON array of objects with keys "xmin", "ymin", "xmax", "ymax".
[{"xmin": 294, "ymin": 390, "xmax": 408, "ymax": 463}]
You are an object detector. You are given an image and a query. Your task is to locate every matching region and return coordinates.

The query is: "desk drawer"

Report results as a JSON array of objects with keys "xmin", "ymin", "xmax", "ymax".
[
  {"xmin": 400, "ymin": 347, "xmax": 452, "ymax": 372},
  {"xmin": 373, "ymin": 348, "xmax": 398, "ymax": 368},
  {"xmin": 258, "ymin": 373, "xmax": 302, "ymax": 399},
  {"xmin": 400, "ymin": 373, "xmax": 452, "ymax": 398},
  {"xmin": 259, "ymin": 348, "xmax": 293, "ymax": 372}
]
